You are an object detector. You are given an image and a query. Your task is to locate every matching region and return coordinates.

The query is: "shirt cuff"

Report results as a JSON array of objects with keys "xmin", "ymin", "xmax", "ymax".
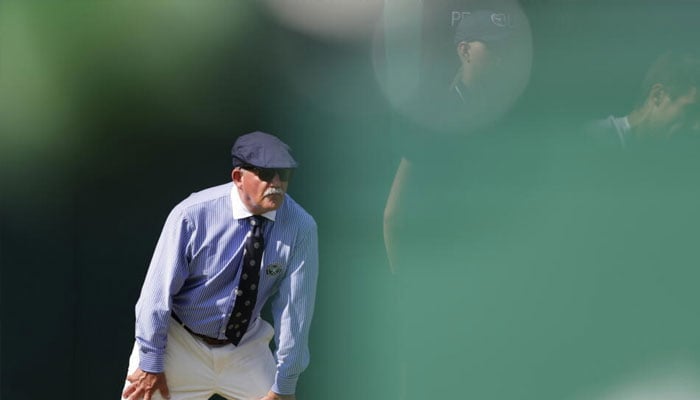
[
  {"xmin": 271, "ymin": 373, "xmax": 298, "ymax": 395},
  {"xmin": 138, "ymin": 348, "xmax": 166, "ymax": 373}
]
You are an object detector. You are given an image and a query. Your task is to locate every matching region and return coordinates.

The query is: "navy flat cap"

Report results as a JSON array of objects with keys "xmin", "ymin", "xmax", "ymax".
[{"xmin": 231, "ymin": 131, "xmax": 298, "ymax": 169}]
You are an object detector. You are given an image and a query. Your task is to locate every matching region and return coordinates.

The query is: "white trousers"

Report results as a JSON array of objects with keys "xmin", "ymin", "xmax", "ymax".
[{"xmin": 122, "ymin": 318, "xmax": 276, "ymax": 400}]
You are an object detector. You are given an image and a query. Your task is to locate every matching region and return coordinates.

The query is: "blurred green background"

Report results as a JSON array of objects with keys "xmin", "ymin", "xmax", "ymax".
[{"xmin": 2, "ymin": 1, "xmax": 700, "ymax": 399}]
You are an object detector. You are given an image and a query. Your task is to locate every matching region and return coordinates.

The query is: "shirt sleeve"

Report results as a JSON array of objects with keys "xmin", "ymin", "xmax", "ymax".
[
  {"xmin": 270, "ymin": 218, "xmax": 319, "ymax": 394},
  {"xmin": 134, "ymin": 206, "xmax": 192, "ymax": 373}
]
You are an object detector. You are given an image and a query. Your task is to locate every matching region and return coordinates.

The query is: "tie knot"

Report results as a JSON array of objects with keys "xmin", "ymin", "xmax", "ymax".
[{"xmin": 248, "ymin": 216, "xmax": 265, "ymax": 231}]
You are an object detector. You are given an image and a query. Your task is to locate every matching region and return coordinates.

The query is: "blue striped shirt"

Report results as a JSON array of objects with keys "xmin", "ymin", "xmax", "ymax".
[{"xmin": 134, "ymin": 182, "xmax": 318, "ymax": 394}]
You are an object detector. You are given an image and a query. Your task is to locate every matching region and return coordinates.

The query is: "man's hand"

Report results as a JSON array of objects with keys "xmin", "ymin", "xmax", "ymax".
[
  {"xmin": 259, "ymin": 390, "xmax": 296, "ymax": 400},
  {"xmin": 122, "ymin": 368, "xmax": 170, "ymax": 400}
]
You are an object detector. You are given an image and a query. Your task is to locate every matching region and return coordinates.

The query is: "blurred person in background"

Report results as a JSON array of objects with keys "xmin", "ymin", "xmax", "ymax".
[
  {"xmin": 585, "ymin": 51, "xmax": 700, "ymax": 149},
  {"xmin": 381, "ymin": 1, "xmax": 533, "ymax": 398},
  {"xmin": 379, "ymin": 1, "xmax": 700, "ymax": 399},
  {"xmin": 449, "ymin": 9, "xmax": 533, "ymax": 131},
  {"xmin": 121, "ymin": 131, "xmax": 318, "ymax": 400},
  {"xmin": 383, "ymin": 1, "xmax": 532, "ymax": 271}
]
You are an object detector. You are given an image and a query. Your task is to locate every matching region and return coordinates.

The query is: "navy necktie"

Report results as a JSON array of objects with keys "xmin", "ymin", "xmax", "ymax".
[{"xmin": 226, "ymin": 215, "xmax": 265, "ymax": 345}]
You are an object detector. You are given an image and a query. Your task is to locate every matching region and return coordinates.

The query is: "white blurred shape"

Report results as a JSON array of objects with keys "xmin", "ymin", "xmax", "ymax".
[
  {"xmin": 587, "ymin": 360, "xmax": 700, "ymax": 400},
  {"xmin": 262, "ymin": 0, "xmax": 384, "ymax": 42}
]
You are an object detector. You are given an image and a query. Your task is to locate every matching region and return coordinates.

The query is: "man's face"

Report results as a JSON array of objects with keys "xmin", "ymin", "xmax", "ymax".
[
  {"xmin": 232, "ymin": 166, "xmax": 291, "ymax": 214},
  {"xmin": 455, "ymin": 40, "xmax": 524, "ymax": 130},
  {"xmin": 457, "ymin": 40, "xmax": 494, "ymax": 86},
  {"xmin": 651, "ymin": 86, "xmax": 698, "ymax": 135}
]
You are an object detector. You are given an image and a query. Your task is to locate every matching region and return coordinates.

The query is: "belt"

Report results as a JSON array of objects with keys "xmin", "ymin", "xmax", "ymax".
[{"xmin": 171, "ymin": 313, "xmax": 233, "ymax": 346}]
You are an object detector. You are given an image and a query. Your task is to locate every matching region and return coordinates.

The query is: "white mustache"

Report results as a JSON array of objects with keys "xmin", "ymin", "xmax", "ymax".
[{"xmin": 264, "ymin": 187, "xmax": 285, "ymax": 196}]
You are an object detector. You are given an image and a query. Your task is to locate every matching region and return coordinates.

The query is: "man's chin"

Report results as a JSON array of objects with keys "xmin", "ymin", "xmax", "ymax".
[{"xmin": 262, "ymin": 195, "xmax": 285, "ymax": 209}]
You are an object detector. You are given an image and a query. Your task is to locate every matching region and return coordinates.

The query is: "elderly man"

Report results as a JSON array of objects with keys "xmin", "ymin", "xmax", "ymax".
[{"xmin": 121, "ymin": 131, "xmax": 318, "ymax": 400}]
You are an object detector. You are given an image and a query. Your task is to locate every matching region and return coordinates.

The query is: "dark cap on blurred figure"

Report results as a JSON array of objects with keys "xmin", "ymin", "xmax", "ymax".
[
  {"xmin": 453, "ymin": 10, "xmax": 520, "ymax": 45},
  {"xmin": 231, "ymin": 131, "xmax": 298, "ymax": 169}
]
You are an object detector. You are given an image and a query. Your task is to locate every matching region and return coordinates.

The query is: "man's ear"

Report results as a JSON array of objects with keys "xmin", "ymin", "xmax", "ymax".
[
  {"xmin": 232, "ymin": 168, "xmax": 243, "ymax": 185},
  {"xmin": 457, "ymin": 41, "xmax": 471, "ymax": 63},
  {"xmin": 649, "ymin": 83, "xmax": 668, "ymax": 107}
]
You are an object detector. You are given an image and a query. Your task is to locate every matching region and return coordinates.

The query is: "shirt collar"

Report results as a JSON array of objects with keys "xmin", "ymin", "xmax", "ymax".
[
  {"xmin": 617, "ymin": 116, "xmax": 631, "ymax": 133},
  {"xmin": 230, "ymin": 184, "xmax": 277, "ymax": 222},
  {"xmin": 612, "ymin": 116, "xmax": 631, "ymax": 148}
]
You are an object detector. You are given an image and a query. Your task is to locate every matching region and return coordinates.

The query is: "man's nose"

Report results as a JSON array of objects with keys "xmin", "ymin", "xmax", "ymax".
[{"xmin": 270, "ymin": 172, "xmax": 283, "ymax": 185}]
